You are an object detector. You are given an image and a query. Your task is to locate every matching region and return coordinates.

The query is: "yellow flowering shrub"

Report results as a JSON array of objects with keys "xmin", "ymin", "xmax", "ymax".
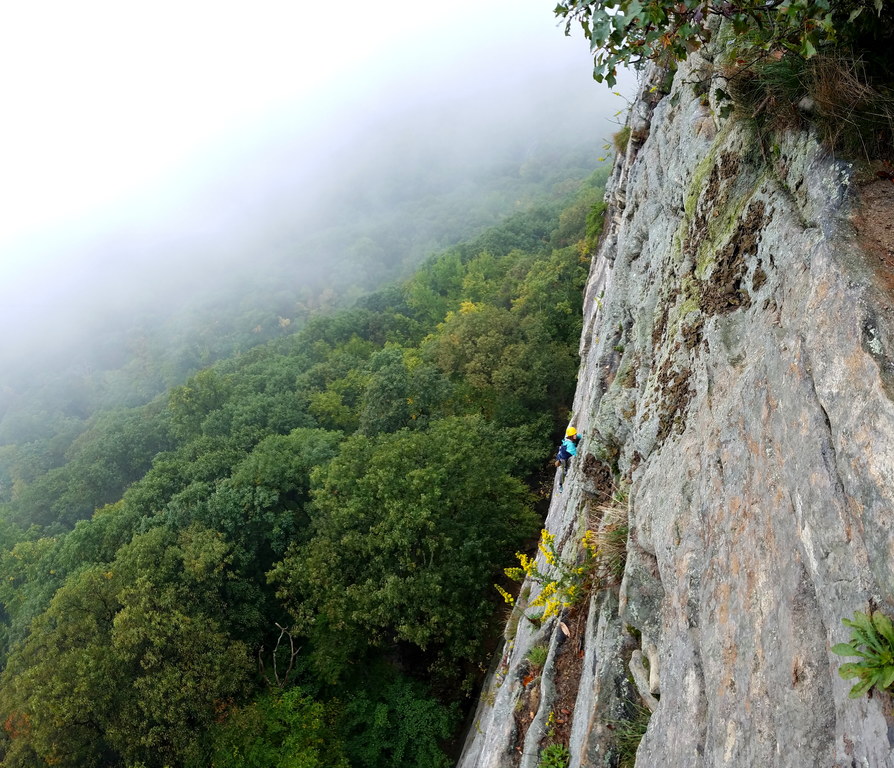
[{"xmin": 495, "ymin": 528, "xmax": 599, "ymax": 623}]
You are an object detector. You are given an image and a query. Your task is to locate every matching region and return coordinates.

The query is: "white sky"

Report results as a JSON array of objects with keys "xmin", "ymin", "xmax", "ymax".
[
  {"xmin": 0, "ymin": 0, "xmax": 641, "ymax": 366},
  {"xmin": 0, "ymin": 1, "xmax": 594, "ymax": 265}
]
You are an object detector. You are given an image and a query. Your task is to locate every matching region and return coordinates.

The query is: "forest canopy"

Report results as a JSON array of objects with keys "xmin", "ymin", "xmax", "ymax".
[{"xmin": 0, "ymin": 166, "xmax": 609, "ymax": 768}]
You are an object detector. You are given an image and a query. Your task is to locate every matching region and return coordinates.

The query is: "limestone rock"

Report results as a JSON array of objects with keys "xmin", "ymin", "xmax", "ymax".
[{"xmin": 459, "ymin": 48, "xmax": 894, "ymax": 768}]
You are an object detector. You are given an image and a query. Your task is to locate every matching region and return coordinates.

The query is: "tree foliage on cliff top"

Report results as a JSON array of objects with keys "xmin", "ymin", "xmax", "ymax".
[{"xmin": 556, "ymin": 0, "xmax": 893, "ymax": 87}]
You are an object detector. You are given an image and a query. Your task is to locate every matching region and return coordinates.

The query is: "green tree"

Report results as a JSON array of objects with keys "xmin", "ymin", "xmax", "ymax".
[
  {"xmin": 203, "ymin": 428, "xmax": 342, "ymax": 573},
  {"xmin": 111, "ymin": 574, "xmax": 252, "ymax": 766},
  {"xmin": 271, "ymin": 415, "xmax": 538, "ymax": 682},
  {"xmin": 423, "ymin": 302, "xmax": 578, "ymax": 427},
  {"xmin": 358, "ymin": 347, "xmax": 450, "ymax": 435},
  {"xmin": 460, "ymin": 250, "xmax": 506, "ymax": 305},
  {"xmin": 424, "ymin": 302, "xmax": 523, "ymax": 417},
  {"xmin": 168, "ymin": 368, "xmax": 233, "ymax": 441},
  {"xmin": 404, "ymin": 252, "xmax": 464, "ymax": 325},
  {"xmin": 358, "ymin": 347, "xmax": 412, "ymax": 434},
  {"xmin": 0, "ymin": 526, "xmax": 254, "ymax": 768},
  {"xmin": 0, "ymin": 566, "xmax": 125, "ymax": 767},
  {"xmin": 205, "ymin": 688, "xmax": 348, "ymax": 768},
  {"xmin": 331, "ymin": 663, "xmax": 458, "ymax": 768}
]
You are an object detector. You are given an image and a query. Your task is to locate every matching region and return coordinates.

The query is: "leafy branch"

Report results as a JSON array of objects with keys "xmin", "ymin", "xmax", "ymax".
[{"xmin": 554, "ymin": 0, "xmax": 885, "ymax": 87}]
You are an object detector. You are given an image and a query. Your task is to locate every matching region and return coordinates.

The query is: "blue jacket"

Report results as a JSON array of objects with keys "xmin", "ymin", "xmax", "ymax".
[{"xmin": 561, "ymin": 437, "xmax": 579, "ymax": 457}]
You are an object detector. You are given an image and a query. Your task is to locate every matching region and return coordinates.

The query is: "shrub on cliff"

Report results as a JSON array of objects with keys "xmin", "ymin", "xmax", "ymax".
[{"xmin": 555, "ymin": 0, "xmax": 893, "ymax": 87}]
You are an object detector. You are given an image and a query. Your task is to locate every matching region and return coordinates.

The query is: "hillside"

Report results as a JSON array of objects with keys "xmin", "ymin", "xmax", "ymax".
[
  {"xmin": 0, "ymin": 70, "xmax": 613, "ymax": 449},
  {"xmin": 0, "ymin": 170, "xmax": 608, "ymax": 767}
]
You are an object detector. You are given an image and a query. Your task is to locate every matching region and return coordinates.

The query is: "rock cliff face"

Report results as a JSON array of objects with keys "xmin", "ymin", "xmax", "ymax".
[{"xmin": 458, "ymin": 53, "xmax": 894, "ymax": 768}]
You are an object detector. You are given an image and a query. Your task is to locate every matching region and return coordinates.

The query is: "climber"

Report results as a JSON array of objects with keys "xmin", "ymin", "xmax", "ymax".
[
  {"xmin": 563, "ymin": 426, "xmax": 581, "ymax": 456},
  {"xmin": 554, "ymin": 426, "xmax": 582, "ymax": 493}
]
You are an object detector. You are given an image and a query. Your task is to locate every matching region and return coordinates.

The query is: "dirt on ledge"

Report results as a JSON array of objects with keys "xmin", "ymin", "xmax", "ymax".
[{"xmin": 853, "ymin": 178, "xmax": 894, "ymax": 296}]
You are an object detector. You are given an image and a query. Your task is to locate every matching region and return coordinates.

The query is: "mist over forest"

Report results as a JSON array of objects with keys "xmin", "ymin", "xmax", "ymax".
[
  {"xmin": 0, "ymin": 5, "xmax": 635, "ymax": 765},
  {"xmin": 0, "ymin": 43, "xmax": 628, "ymax": 444}
]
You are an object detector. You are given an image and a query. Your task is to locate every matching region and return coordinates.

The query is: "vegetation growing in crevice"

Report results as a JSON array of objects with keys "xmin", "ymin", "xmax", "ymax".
[
  {"xmin": 537, "ymin": 741, "xmax": 571, "ymax": 768},
  {"xmin": 610, "ymin": 701, "xmax": 652, "ymax": 768},
  {"xmin": 526, "ymin": 644, "xmax": 550, "ymax": 671},
  {"xmin": 723, "ymin": 50, "xmax": 894, "ymax": 164},
  {"xmin": 497, "ymin": 434, "xmax": 628, "ymax": 765},
  {"xmin": 498, "ymin": 529, "xmax": 594, "ymax": 625},
  {"xmin": 538, "ymin": 598, "xmax": 590, "ymax": 756},
  {"xmin": 832, "ymin": 610, "xmax": 894, "ymax": 698},
  {"xmin": 499, "ymin": 481, "xmax": 631, "ymax": 621},
  {"xmin": 588, "ymin": 498, "xmax": 630, "ymax": 586},
  {"xmin": 585, "ymin": 199, "xmax": 609, "ymax": 255},
  {"xmin": 511, "ymin": 668, "xmax": 544, "ymax": 767},
  {"xmin": 612, "ymin": 125, "xmax": 632, "ymax": 154},
  {"xmin": 507, "ymin": 485, "xmax": 629, "ymax": 767}
]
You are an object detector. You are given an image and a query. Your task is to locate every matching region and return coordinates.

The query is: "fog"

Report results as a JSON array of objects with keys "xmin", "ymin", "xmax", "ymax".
[{"xmin": 0, "ymin": 1, "xmax": 633, "ymax": 394}]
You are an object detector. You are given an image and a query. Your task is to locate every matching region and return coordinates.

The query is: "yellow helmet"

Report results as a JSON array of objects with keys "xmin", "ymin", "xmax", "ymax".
[{"xmin": 565, "ymin": 426, "xmax": 577, "ymax": 437}]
